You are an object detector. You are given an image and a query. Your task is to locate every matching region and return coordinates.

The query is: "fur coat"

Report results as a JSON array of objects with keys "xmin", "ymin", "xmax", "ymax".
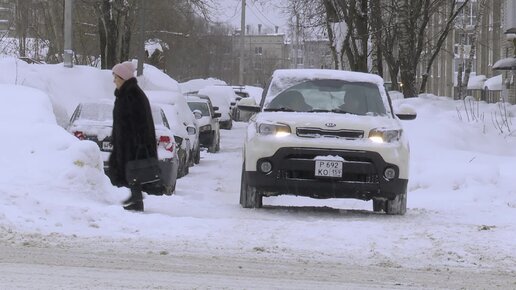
[{"xmin": 108, "ymin": 77, "xmax": 157, "ymax": 187}]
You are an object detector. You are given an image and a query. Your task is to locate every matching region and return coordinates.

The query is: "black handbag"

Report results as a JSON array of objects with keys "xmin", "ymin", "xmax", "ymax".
[{"xmin": 125, "ymin": 145, "xmax": 161, "ymax": 187}]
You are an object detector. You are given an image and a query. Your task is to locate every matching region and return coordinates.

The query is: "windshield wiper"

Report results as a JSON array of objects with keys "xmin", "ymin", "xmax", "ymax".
[
  {"xmin": 307, "ymin": 109, "xmax": 352, "ymax": 114},
  {"xmin": 264, "ymin": 107, "xmax": 295, "ymax": 112}
]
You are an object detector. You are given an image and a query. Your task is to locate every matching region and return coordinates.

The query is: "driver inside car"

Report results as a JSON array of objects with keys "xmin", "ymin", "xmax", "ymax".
[{"xmin": 268, "ymin": 90, "xmax": 312, "ymax": 111}]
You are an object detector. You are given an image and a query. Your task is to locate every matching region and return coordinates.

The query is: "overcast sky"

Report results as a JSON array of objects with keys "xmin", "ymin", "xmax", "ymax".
[{"xmin": 214, "ymin": 0, "xmax": 289, "ymax": 34}]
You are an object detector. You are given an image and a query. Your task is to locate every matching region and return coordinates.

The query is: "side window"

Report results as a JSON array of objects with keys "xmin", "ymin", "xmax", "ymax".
[
  {"xmin": 69, "ymin": 104, "xmax": 82, "ymax": 125},
  {"xmin": 161, "ymin": 110, "xmax": 170, "ymax": 129},
  {"xmin": 259, "ymin": 78, "xmax": 272, "ymax": 108}
]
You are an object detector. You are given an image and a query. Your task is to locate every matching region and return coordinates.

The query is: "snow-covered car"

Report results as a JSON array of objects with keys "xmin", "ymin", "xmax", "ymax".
[
  {"xmin": 231, "ymin": 86, "xmax": 255, "ymax": 122},
  {"xmin": 146, "ymin": 90, "xmax": 200, "ymax": 172},
  {"xmin": 197, "ymin": 85, "xmax": 236, "ymax": 130},
  {"xmin": 67, "ymin": 101, "xmax": 179, "ymax": 195},
  {"xmin": 186, "ymin": 95, "xmax": 221, "ymax": 153},
  {"xmin": 238, "ymin": 69, "xmax": 417, "ymax": 215}
]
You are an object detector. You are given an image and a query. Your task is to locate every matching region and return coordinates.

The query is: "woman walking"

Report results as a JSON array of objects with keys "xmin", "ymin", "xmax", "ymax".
[{"xmin": 108, "ymin": 61, "xmax": 157, "ymax": 212}]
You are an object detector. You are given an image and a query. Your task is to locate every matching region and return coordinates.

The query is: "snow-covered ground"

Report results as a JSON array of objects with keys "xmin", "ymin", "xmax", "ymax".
[{"xmin": 0, "ymin": 58, "xmax": 515, "ymax": 288}]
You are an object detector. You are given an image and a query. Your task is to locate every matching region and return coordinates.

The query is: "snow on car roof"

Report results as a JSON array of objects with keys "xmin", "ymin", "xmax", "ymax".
[{"xmin": 266, "ymin": 69, "xmax": 385, "ymax": 99}]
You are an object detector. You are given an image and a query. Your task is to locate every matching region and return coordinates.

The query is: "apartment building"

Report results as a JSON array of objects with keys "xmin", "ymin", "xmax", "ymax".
[
  {"xmin": 0, "ymin": 0, "xmax": 12, "ymax": 32},
  {"xmin": 419, "ymin": 0, "xmax": 506, "ymax": 102}
]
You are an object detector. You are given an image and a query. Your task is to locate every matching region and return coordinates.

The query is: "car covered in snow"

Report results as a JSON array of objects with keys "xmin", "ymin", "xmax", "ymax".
[
  {"xmin": 67, "ymin": 101, "xmax": 179, "ymax": 195},
  {"xmin": 145, "ymin": 90, "xmax": 200, "ymax": 173},
  {"xmin": 197, "ymin": 85, "xmax": 236, "ymax": 130},
  {"xmin": 231, "ymin": 86, "xmax": 255, "ymax": 122},
  {"xmin": 238, "ymin": 69, "xmax": 416, "ymax": 214},
  {"xmin": 186, "ymin": 95, "xmax": 221, "ymax": 153}
]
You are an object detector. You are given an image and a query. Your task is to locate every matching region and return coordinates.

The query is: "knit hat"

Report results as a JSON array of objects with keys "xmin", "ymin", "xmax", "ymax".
[{"xmin": 112, "ymin": 61, "xmax": 136, "ymax": 80}]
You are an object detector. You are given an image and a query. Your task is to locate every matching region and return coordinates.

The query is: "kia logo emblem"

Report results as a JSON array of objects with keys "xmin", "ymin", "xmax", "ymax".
[{"xmin": 325, "ymin": 123, "xmax": 336, "ymax": 127}]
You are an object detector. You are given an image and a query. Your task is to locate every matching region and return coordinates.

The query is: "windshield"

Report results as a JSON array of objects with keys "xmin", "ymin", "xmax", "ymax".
[
  {"xmin": 265, "ymin": 79, "xmax": 387, "ymax": 116},
  {"xmin": 188, "ymin": 102, "xmax": 210, "ymax": 116}
]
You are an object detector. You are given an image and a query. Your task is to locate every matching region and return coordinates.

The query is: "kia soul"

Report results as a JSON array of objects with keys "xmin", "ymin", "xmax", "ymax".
[{"xmin": 238, "ymin": 69, "xmax": 416, "ymax": 215}]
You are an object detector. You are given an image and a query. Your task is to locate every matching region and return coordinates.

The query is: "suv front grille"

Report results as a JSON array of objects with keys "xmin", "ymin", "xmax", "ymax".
[
  {"xmin": 296, "ymin": 127, "xmax": 364, "ymax": 139},
  {"xmin": 279, "ymin": 169, "xmax": 379, "ymax": 183}
]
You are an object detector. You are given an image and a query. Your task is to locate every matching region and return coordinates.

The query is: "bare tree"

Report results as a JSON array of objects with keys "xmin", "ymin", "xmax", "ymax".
[
  {"xmin": 459, "ymin": 0, "xmax": 488, "ymax": 100},
  {"xmin": 396, "ymin": 0, "xmax": 468, "ymax": 98},
  {"xmin": 419, "ymin": 0, "xmax": 470, "ymax": 94}
]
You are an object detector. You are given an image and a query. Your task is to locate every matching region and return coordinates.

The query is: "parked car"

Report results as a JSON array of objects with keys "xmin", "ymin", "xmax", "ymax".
[
  {"xmin": 231, "ymin": 86, "xmax": 254, "ymax": 122},
  {"xmin": 146, "ymin": 90, "xmax": 200, "ymax": 171},
  {"xmin": 238, "ymin": 69, "xmax": 417, "ymax": 215},
  {"xmin": 67, "ymin": 101, "xmax": 179, "ymax": 195},
  {"xmin": 197, "ymin": 85, "xmax": 236, "ymax": 130},
  {"xmin": 186, "ymin": 95, "xmax": 221, "ymax": 153}
]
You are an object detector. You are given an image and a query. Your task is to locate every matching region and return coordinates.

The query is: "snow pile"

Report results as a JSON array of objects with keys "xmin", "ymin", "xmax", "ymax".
[
  {"xmin": 0, "ymin": 84, "xmax": 115, "ymax": 225},
  {"xmin": 179, "ymin": 78, "xmax": 227, "ymax": 94},
  {"xmin": 484, "ymin": 74, "xmax": 503, "ymax": 91},
  {"xmin": 467, "ymin": 74, "xmax": 486, "ymax": 90},
  {"xmin": 0, "ymin": 58, "xmax": 183, "ymax": 127}
]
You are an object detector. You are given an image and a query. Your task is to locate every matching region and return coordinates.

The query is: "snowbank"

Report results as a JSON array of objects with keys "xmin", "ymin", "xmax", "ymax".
[{"xmin": 179, "ymin": 78, "xmax": 227, "ymax": 94}]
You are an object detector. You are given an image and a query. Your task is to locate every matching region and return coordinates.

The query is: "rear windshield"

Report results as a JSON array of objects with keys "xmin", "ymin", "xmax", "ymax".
[
  {"xmin": 76, "ymin": 103, "xmax": 165, "ymax": 126},
  {"xmin": 77, "ymin": 103, "xmax": 113, "ymax": 121},
  {"xmin": 188, "ymin": 102, "xmax": 210, "ymax": 116}
]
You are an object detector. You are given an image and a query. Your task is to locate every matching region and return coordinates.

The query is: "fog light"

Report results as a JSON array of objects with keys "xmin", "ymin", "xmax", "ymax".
[
  {"xmin": 384, "ymin": 167, "xmax": 396, "ymax": 180},
  {"xmin": 260, "ymin": 161, "xmax": 272, "ymax": 173}
]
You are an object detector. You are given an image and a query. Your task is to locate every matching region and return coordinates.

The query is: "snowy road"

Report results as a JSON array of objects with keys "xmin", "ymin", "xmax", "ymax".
[
  {"xmin": 0, "ymin": 236, "xmax": 513, "ymax": 289},
  {"xmin": 1, "ymin": 120, "xmax": 516, "ymax": 289}
]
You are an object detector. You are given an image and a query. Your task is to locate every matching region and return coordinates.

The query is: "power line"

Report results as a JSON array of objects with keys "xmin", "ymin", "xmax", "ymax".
[
  {"xmin": 247, "ymin": 0, "xmax": 277, "ymax": 28},
  {"xmin": 219, "ymin": 0, "xmax": 242, "ymax": 24}
]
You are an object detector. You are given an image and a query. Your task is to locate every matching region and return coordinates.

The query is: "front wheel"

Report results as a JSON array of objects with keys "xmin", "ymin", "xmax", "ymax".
[
  {"xmin": 385, "ymin": 191, "xmax": 407, "ymax": 215},
  {"xmin": 207, "ymin": 131, "xmax": 218, "ymax": 153},
  {"xmin": 240, "ymin": 163, "xmax": 262, "ymax": 208},
  {"xmin": 194, "ymin": 145, "xmax": 200, "ymax": 164}
]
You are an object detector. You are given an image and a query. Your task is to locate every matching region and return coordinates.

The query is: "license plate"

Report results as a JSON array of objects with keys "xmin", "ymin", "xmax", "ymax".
[
  {"xmin": 102, "ymin": 141, "xmax": 113, "ymax": 151},
  {"xmin": 315, "ymin": 160, "xmax": 343, "ymax": 178}
]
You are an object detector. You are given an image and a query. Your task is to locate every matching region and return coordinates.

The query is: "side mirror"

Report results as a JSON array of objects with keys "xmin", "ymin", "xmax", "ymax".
[
  {"xmin": 214, "ymin": 112, "xmax": 222, "ymax": 118},
  {"xmin": 237, "ymin": 104, "xmax": 261, "ymax": 113},
  {"xmin": 186, "ymin": 126, "xmax": 196, "ymax": 135},
  {"xmin": 213, "ymin": 106, "xmax": 219, "ymax": 111},
  {"xmin": 395, "ymin": 104, "xmax": 417, "ymax": 120},
  {"xmin": 193, "ymin": 109, "xmax": 202, "ymax": 119}
]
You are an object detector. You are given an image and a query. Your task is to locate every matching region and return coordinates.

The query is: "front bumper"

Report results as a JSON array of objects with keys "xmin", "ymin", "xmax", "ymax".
[{"xmin": 245, "ymin": 147, "xmax": 407, "ymax": 200}]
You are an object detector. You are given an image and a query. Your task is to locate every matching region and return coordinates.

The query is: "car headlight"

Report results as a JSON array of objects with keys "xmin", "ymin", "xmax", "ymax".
[
  {"xmin": 257, "ymin": 122, "xmax": 291, "ymax": 137},
  {"xmin": 368, "ymin": 128, "xmax": 402, "ymax": 143},
  {"xmin": 199, "ymin": 124, "xmax": 212, "ymax": 132}
]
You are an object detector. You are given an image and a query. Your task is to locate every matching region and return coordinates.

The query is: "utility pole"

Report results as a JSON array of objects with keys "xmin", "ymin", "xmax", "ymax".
[
  {"xmin": 137, "ymin": 0, "xmax": 145, "ymax": 76},
  {"xmin": 63, "ymin": 0, "xmax": 73, "ymax": 68},
  {"xmin": 239, "ymin": 0, "xmax": 246, "ymax": 85}
]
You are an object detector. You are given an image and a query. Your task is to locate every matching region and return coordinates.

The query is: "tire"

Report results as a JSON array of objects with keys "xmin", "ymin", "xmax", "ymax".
[
  {"xmin": 372, "ymin": 198, "xmax": 385, "ymax": 212},
  {"xmin": 194, "ymin": 145, "xmax": 200, "ymax": 164},
  {"xmin": 164, "ymin": 180, "xmax": 176, "ymax": 196},
  {"xmin": 177, "ymin": 151, "xmax": 188, "ymax": 178},
  {"xmin": 240, "ymin": 163, "xmax": 262, "ymax": 208},
  {"xmin": 215, "ymin": 131, "xmax": 220, "ymax": 152},
  {"xmin": 207, "ymin": 131, "xmax": 217, "ymax": 153},
  {"xmin": 385, "ymin": 191, "xmax": 407, "ymax": 215}
]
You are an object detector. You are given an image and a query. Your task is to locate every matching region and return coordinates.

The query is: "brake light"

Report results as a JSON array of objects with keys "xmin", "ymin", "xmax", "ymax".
[
  {"xmin": 74, "ymin": 131, "xmax": 85, "ymax": 140},
  {"xmin": 158, "ymin": 135, "xmax": 174, "ymax": 152},
  {"xmin": 159, "ymin": 136, "xmax": 171, "ymax": 143}
]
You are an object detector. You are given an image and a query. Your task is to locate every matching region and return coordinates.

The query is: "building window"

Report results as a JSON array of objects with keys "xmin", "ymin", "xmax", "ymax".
[{"xmin": 255, "ymin": 47, "xmax": 263, "ymax": 55}]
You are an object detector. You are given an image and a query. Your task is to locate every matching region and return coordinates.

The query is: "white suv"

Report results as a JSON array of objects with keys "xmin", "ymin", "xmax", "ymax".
[{"xmin": 238, "ymin": 69, "xmax": 416, "ymax": 215}]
